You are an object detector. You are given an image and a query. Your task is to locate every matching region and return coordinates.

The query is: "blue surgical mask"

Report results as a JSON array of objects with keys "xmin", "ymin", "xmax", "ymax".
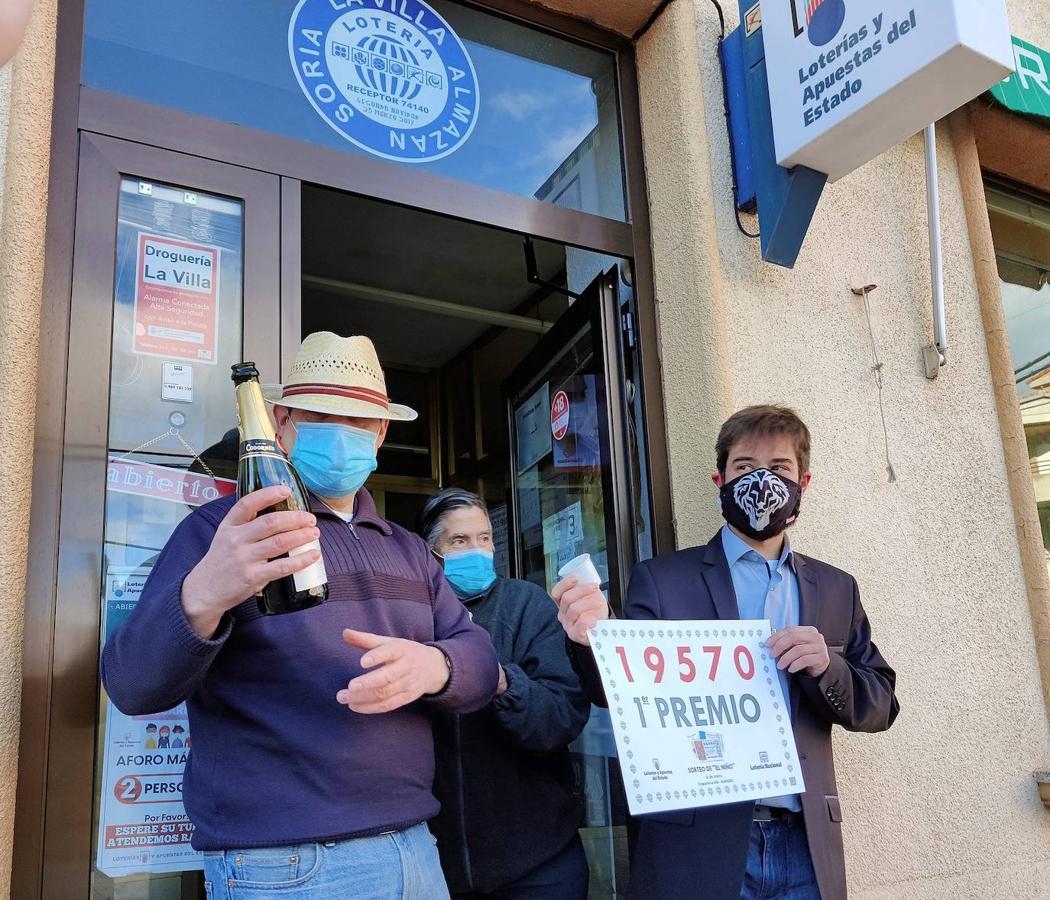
[
  {"xmin": 442, "ymin": 548, "xmax": 497, "ymax": 598},
  {"xmin": 289, "ymin": 421, "xmax": 378, "ymax": 498}
]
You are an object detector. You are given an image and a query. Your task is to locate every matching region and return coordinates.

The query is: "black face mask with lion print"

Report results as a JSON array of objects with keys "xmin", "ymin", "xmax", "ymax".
[{"xmin": 719, "ymin": 469, "xmax": 802, "ymax": 541}]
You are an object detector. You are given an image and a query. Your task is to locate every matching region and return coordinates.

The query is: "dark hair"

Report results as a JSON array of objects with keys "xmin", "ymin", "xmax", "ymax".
[
  {"xmin": 715, "ymin": 405, "xmax": 811, "ymax": 475},
  {"xmin": 418, "ymin": 488, "xmax": 489, "ymax": 549}
]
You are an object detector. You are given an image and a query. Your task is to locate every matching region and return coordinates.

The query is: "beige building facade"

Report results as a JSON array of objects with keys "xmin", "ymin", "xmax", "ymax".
[{"xmin": 1, "ymin": 0, "xmax": 1049, "ymax": 897}]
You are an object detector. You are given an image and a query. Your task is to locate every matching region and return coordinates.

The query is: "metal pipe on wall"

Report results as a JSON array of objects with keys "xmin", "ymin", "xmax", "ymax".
[{"xmin": 924, "ymin": 124, "xmax": 948, "ymax": 376}]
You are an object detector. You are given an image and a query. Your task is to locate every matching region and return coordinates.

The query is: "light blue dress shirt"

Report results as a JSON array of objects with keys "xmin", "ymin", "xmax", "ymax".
[{"xmin": 721, "ymin": 526, "xmax": 802, "ymax": 811}]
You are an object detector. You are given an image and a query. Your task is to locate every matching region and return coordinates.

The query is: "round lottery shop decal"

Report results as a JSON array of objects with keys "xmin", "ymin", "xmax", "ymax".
[
  {"xmin": 289, "ymin": 0, "xmax": 480, "ymax": 164},
  {"xmin": 551, "ymin": 390, "xmax": 570, "ymax": 441}
]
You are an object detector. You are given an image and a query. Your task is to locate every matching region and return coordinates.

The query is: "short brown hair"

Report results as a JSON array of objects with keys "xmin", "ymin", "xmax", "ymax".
[{"xmin": 715, "ymin": 405, "xmax": 811, "ymax": 475}]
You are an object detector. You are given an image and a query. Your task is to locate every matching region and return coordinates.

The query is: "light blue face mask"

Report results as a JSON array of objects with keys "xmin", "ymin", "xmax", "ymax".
[
  {"xmin": 288, "ymin": 421, "xmax": 378, "ymax": 498},
  {"xmin": 442, "ymin": 548, "xmax": 497, "ymax": 598}
]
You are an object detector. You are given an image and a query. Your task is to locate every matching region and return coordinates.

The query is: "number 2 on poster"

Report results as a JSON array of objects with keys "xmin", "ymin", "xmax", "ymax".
[{"xmin": 613, "ymin": 644, "xmax": 756, "ymax": 684}]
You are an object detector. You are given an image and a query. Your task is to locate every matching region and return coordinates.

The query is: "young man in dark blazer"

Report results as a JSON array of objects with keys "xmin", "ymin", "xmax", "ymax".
[{"xmin": 552, "ymin": 405, "xmax": 898, "ymax": 900}]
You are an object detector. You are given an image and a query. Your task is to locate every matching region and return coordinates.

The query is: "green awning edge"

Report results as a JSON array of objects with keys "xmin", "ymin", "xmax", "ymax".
[{"xmin": 989, "ymin": 35, "xmax": 1050, "ymax": 121}]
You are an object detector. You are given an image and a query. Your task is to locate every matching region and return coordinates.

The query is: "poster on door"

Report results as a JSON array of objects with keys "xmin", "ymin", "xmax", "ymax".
[
  {"xmin": 133, "ymin": 233, "xmax": 220, "ymax": 364},
  {"xmin": 96, "ymin": 566, "xmax": 203, "ymax": 877},
  {"xmin": 515, "ymin": 383, "xmax": 552, "ymax": 474}
]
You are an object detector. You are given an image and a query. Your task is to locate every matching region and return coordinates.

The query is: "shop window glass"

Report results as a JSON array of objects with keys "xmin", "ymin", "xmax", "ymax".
[
  {"xmin": 93, "ymin": 178, "xmax": 245, "ymax": 897},
  {"xmin": 82, "ymin": 0, "xmax": 627, "ymax": 221},
  {"xmin": 988, "ymin": 183, "xmax": 1050, "ymax": 557}
]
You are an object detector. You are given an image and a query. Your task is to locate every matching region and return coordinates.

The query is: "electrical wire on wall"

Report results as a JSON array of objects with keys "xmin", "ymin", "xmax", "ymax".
[
  {"xmin": 709, "ymin": 0, "xmax": 760, "ymax": 240},
  {"xmin": 632, "ymin": 0, "xmax": 676, "ymax": 41},
  {"xmin": 854, "ymin": 285, "xmax": 897, "ymax": 483},
  {"xmin": 633, "ymin": 0, "xmax": 758, "ymax": 239}
]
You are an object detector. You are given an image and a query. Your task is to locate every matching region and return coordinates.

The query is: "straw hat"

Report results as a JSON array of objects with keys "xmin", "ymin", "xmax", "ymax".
[{"xmin": 263, "ymin": 332, "xmax": 417, "ymax": 421}]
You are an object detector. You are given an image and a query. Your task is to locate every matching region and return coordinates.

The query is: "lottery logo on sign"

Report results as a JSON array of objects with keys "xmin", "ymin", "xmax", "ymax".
[
  {"xmin": 551, "ymin": 390, "xmax": 570, "ymax": 441},
  {"xmin": 788, "ymin": 0, "xmax": 847, "ymax": 47},
  {"xmin": 289, "ymin": 0, "xmax": 480, "ymax": 163}
]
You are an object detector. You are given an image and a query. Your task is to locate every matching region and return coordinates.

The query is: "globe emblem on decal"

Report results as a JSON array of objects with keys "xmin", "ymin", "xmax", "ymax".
[
  {"xmin": 806, "ymin": 0, "xmax": 847, "ymax": 47},
  {"xmin": 289, "ymin": 0, "xmax": 480, "ymax": 163}
]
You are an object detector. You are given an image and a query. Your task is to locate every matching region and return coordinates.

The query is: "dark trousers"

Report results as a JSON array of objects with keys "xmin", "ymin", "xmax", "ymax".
[
  {"xmin": 454, "ymin": 835, "xmax": 589, "ymax": 900},
  {"xmin": 741, "ymin": 816, "xmax": 820, "ymax": 900}
]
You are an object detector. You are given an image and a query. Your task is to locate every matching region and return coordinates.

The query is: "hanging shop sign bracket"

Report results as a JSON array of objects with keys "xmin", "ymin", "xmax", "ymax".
[{"xmin": 720, "ymin": 0, "xmax": 1013, "ymax": 269}]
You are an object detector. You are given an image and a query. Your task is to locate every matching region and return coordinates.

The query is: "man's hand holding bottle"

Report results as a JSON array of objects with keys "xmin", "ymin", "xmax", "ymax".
[{"xmin": 181, "ymin": 486, "xmax": 322, "ymax": 639}]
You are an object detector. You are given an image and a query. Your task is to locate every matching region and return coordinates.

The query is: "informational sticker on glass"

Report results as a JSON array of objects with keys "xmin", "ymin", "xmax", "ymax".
[
  {"xmin": 516, "ymin": 464, "xmax": 541, "ymax": 533},
  {"xmin": 514, "ymin": 382, "xmax": 552, "ymax": 474},
  {"xmin": 134, "ymin": 233, "xmax": 220, "ymax": 364},
  {"xmin": 96, "ymin": 567, "xmax": 202, "ymax": 877},
  {"xmin": 553, "ymin": 375, "xmax": 601, "ymax": 470},
  {"xmin": 161, "ymin": 362, "xmax": 194, "ymax": 403},
  {"xmin": 489, "ymin": 502, "xmax": 509, "ymax": 578},
  {"xmin": 288, "ymin": 0, "xmax": 480, "ymax": 164},
  {"xmin": 551, "ymin": 390, "xmax": 570, "ymax": 440},
  {"xmin": 588, "ymin": 619, "xmax": 804, "ymax": 816},
  {"xmin": 542, "ymin": 501, "xmax": 583, "ymax": 588}
]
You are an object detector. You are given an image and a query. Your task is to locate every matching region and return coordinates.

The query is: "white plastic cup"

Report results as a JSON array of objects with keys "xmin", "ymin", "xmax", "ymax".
[{"xmin": 558, "ymin": 553, "xmax": 601, "ymax": 586}]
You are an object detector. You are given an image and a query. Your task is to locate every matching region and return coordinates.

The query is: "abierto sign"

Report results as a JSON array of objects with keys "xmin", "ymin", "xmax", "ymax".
[{"xmin": 762, "ymin": 0, "xmax": 1013, "ymax": 181}]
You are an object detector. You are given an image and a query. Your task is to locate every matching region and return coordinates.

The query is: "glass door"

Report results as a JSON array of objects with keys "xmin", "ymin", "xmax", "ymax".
[
  {"xmin": 505, "ymin": 268, "xmax": 635, "ymax": 898},
  {"xmin": 42, "ymin": 133, "xmax": 280, "ymax": 899},
  {"xmin": 505, "ymin": 268, "xmax": 634, "ymax": 610}
]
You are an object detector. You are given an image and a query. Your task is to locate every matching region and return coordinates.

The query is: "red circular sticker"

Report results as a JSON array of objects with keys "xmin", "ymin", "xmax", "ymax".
[{"xmin": 551, "ymin": 390, "xmax": 570, "ymax": 440}]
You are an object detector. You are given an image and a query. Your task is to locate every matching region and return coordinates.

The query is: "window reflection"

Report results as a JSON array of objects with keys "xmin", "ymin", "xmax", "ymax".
[
  {"xmin": 989, "ymin": 183, "xmax": 1050, "ymax": 552},
  {"xmin": 83, "ymin": 0, "xmax": 627, "ymax": 219}
]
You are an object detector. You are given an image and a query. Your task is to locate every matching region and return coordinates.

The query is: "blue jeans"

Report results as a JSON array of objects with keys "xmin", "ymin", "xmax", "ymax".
[
  {"xmin": 453, "ymin": 834, "xmax": 589, "ymax": 900},
  {"xmin": 740, "ymin": 818, "xmax": 820, "ymax": 900},
  {"xmin": 203, "ymin": 822, "xmax": 450, "ymax": 899}
]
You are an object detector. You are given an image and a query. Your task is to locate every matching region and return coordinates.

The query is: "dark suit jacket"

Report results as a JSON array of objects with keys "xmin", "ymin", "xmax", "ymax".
[{"xmin": 571, "ymin": 532, "xmax": 898, "ymax": 900}]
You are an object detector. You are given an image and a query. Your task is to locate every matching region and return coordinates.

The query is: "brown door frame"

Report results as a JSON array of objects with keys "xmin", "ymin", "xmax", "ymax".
[
  {"xmin": 15, "ymin": 0, "xmax": 674, "ymax": 895},
  {"xmin": 16, "ymin": 132, "xmax": 281, "ymax": 899}
]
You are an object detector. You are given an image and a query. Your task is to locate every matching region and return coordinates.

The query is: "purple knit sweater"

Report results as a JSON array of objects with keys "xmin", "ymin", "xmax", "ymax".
[{"xmin": 101, "ymin": 489, "xmax": 499, "ymax": 851}]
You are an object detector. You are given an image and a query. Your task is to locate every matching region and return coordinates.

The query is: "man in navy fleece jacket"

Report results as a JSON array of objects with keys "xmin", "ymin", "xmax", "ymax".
[{"xmin": 102, "ymin": 333, "xmax": 498, "ymax": 899}]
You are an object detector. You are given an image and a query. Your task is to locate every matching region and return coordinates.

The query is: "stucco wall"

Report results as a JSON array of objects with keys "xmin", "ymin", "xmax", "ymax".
[
  {"xmin": 0, "ymin": 0, "xmax": 56, "ymax": 893},
  {"xmin": 636, "ymin": 1, "xmax": 1050, "ymax": 897},
  {"xmin": 0, "ymin": 64, "xmax": 11, "ymax": 228}
]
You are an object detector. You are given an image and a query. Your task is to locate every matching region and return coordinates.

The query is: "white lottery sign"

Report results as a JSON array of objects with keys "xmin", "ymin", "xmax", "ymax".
[{"xmin": 589, "ymin": 619, "xmax": 804, "ymax": 816}]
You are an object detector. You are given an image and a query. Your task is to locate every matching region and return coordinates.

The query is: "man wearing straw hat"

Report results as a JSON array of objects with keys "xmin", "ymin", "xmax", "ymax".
[{"xmin": 103, "ymin": 332, "xmax": 499, "ymax": 899}]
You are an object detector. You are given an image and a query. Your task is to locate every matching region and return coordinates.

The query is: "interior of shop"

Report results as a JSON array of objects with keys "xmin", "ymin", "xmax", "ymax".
[
  {"xmin": 297, "ymin": 184, "xmax": 632, "ymax": 594},
  {"xmin": 297, "ymin": 185, "xmax": 633, "ymax": 895},
  {"xmin": 301, "ymin": 184, "xmax": 569, "ymax": 523}
]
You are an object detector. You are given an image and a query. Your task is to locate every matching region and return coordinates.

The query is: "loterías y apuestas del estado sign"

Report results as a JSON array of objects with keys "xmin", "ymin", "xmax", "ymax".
[
  {"xmin": 759, "ymin": 0, "xmax": 1013, "ymax": 181},
  {"xmin": 289, "ymin": 0, "xmax": 480, "ymax": 164}
]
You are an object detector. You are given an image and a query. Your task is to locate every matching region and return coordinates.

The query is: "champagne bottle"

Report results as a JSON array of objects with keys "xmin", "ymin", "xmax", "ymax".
[{"xmin": 232, "ymin": 362, "xmax": 328, "ymax": 615}]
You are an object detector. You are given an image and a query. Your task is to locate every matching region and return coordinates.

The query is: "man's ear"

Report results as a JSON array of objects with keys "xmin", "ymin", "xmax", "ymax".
[
  {"xmin": 374, "ymin": 419, "xmax": 390, "ymax": 451},
  {"xmin": 273, "ymin": 405, "xmax": 291, "ymax": 453},
  {"xmin": 799, "ymin": 472, "xmax": 813, "ymax": 493},
  {"xmin": 711, "ymin": 471, "xmax": 725, "ymax": 488}
]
